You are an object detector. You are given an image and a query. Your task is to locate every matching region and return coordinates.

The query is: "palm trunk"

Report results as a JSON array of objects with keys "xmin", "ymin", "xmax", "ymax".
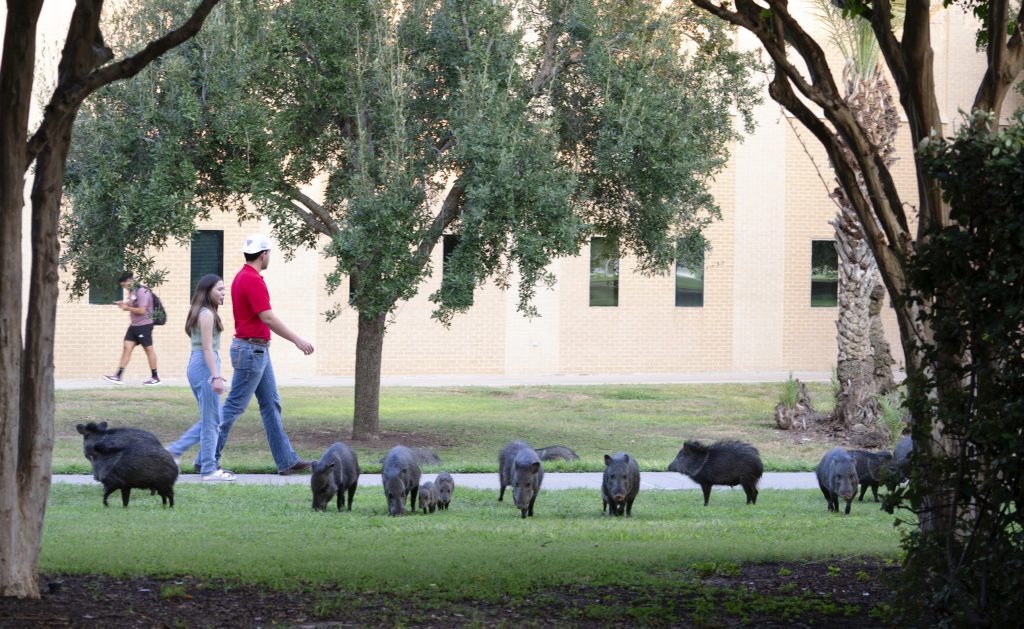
[{"xmin": 352, "ymin": 313, "xmax": 386, "ymax": 440}]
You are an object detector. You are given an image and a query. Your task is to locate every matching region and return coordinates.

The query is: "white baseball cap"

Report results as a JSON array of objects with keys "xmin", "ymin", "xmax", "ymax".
[{"xmin": 241, "ymin": 233, "xmax": 272, "ymax": 254}]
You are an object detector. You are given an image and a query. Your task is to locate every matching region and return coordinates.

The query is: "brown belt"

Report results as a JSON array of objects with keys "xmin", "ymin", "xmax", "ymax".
[{"xmin": 236, "ymin": 337, "xmax": 270, "ymax": 347}]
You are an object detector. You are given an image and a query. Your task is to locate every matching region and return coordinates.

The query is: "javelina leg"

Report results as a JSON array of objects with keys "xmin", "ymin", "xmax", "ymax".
[
  {"xmin": 102, "ymin": 486, "xmax": 115, "ymax": 507},
  {"xmin": 819, "ymin": 487, "xmax": 833, "ymax": 511},
  {"xmin": 346, "ymin": 486, "xmax": 356, "ymax": 511},
  {"xmin": 858, "ymin": 484, "xmax": 868, "ymax": 502},
  {"xmin": 120, "ymin": 487, "xmax": 132, "ymax": 508},
  {"xmin": 498, "ymin": 479, "xmax": 507, "ymax": 502},
  {"xmin": 871, "ymin": 484, "xmax": 879, "ymax": 502},
  {"xmin": 527, "ymin": 496, "xmax": 536, "ymax": 517},
  {"xmin": 844, "ymin": 499, "xmax": 852, "ymax": 515},
  {"xmin": 625, "ymin": 498, "xmax": 634, "ymax": 516},
  {"xmin": 700, "ymin": 484, "xmax": 712, "ymax": 506},
  {"xmin": 167, "ymin": 489, "xmax": 174, "ymax": 509},
  {"xmin": 337, "ymin": 492, "xmax": 344, "ymax": 512},
  {"xmin": 409, "ymin": 487, "xmax": 418, "ymax": 513},
  {"xmin": 743, "ymin": 484, "xmax": 758, "ymax": 505}
]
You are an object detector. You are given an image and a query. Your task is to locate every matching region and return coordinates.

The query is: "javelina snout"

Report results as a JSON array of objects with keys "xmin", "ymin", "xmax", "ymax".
[
  {"xmin": 602, "ymin": 452, "xmax": 640, "ymax": 517},
  {"xmin": 311, "ymin": 442, "xmax": 360, "ymax": 512}
]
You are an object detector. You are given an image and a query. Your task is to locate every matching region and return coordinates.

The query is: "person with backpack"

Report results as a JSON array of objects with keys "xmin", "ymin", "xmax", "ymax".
[{"xmin": 103, "ymin": 272, "xmax": 161, "ymax": 385}]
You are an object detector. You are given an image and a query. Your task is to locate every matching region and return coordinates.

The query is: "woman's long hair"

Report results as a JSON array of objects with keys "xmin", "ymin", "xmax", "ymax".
[{"xmin": 185, "ymin": 274, "xmax": 224, "ymax": 337}]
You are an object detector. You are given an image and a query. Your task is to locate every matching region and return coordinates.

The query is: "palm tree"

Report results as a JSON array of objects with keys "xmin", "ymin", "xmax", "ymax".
[{"xmin": 815, "ymin": 0, "xmax": 900, "ymax": 437}]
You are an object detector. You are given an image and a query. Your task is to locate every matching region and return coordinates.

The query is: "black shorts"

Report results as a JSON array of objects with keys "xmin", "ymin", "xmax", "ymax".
[{"xmin": 124, "ymin": 324, "xmax": 154, "ymax": 348}]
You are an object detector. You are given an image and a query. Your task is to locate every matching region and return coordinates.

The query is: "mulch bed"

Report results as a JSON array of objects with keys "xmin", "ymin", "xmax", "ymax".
[{"xmin": 0, "ymin": 558, "xmax": 897, "ymax": 627}]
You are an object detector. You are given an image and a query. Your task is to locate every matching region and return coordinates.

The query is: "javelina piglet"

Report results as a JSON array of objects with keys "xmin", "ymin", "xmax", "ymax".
[
  {"xmin": 602, "ymin": 452, "xmax": 640, "ymax": 516},
  {"xmin": 418, "ymin": 481, "xmax": 438, "ymax": 513},
  {"xmin": 76, "ymin": 422, "xmax": 177, "ymax": 508},
  {"xmin": 847, "ymin": 449, "xmax": 893, "ymax": 502},
  {"xmin": 381, "ymin": 445, "xmax": 421, "ymax": 516},
  {"xmin": 667, "ymin": 440, "xmax": 763, "ymax": 506},
  {"xmin": 816, "ymin": 448, "xmax": 859, "ymax": 515},
  {"xmin": 311, "ymin": 442, "xmax": 361, "ymax": 512},
  {"xmin": 498, "ymin": 440, "xmax": 544, "ymax": 518},
  {"xmin": 434, "ymin": 472, "xmax": 455, "ymax": 510}
]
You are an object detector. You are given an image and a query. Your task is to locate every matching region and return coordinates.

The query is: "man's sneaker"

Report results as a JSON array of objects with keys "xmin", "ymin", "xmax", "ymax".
[
  {"xmin": 202, "ymin": 469, "xmax": 237, "ymax": 482},
  {"xmin": 142, "ymin": 377, "xmax": 161, "ymax": 386},
  {"xmin": 194, "ymin": 463, "xmax": 232, "ymax": 475},
  {"xmin": 103, "ymin": 374, "xmax": 124, "ymax": 385},
  {"xmin": 278, "ymin": 460, "xmax": 313, "ymax": 476}
]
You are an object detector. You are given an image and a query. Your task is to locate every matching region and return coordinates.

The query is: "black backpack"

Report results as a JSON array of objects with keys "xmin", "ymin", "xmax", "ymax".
[{"xmin": 142, "ymin": 287, "xmax": 167, "ymax": 326}]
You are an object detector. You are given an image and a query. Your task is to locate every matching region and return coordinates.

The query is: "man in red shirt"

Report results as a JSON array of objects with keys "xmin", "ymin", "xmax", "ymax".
[{"xmin": 214, "ymin": 234, "xmax": 315, "ymax": 474}]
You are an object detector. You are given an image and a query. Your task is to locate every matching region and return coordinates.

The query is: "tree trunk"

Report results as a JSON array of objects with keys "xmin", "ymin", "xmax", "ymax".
[
  {"xmin": 828, "ymin": 68, "xmax": 898, "ymax": 436},
  {"xmin": 352, "ymin": 313, "xmax": 386, "ymax": 440}
]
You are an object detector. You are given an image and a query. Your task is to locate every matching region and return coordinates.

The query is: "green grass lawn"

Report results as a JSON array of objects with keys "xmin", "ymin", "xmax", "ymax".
[
  {"xmin": 42, "ymin": 484, "xmax": 903, "ymax": 597},
  {"xmin": 55, "ymin": 382, "xmax": 839, "ymax": 474}
]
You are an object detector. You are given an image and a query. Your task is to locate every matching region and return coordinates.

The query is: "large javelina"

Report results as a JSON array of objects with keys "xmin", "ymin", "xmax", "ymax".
[
  {"xmin": 76, "ymin": 421, "xmax": 162, "ymax": 480},
  {"xmin": 847, "ymin": 449, "xmax": 893, "ymax": 502},
  {"xmin": 311, "ymin": 442, "xmax": 361, "ymax": 512},
  {"xmin": 893, "ymin": 436, "xmax": 912, "ymax": 482},
  {"xmin": 381, "ymin": 445, "xmax": 421, "ymax": 516},
  {"xmin": 667, "ymin": 440, "xmax": 763, "ymax": 506},
  {"xmin": 76, "ymin": 422, "xmax": 177, "ymax": 508},
  {"xmin": 816, "ymin": 448, "xmax": 858, "ymax": 515},
  {"xmin": 498, "ymin": 440, "xmax": 544, "ymax": 518},
  {"xmin": 434, "ymin": 472, "xmax": 455, "ymax": 510},
  {"xmin": 602, "ymin": 452, "xmax": 640, "ymax": 516}
]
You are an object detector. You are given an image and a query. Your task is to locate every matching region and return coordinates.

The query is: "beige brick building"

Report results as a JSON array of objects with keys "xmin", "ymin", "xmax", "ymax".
[{"xmin": 21, "ymin": 3, "xmax": 1022, "ymax": 383}]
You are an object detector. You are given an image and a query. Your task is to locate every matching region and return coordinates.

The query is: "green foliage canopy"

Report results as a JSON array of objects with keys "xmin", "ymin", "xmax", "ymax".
[{"xmin": 64, "ymin": 0, "xmax": 760, "ymax": 325}]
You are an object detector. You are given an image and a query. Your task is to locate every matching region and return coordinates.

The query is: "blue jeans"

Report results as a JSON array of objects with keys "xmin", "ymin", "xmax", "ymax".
[
  {"xmin": 167, "ymin": 351, "xmax": 221, "ymax": 474},
  {"xmin": 216, "ymin": 339, "xmax": 301, "ymax": 471}
]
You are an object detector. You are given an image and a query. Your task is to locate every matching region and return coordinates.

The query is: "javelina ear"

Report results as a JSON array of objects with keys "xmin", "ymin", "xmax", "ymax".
[
  {"xmin": 76, "ymin": 424, "xmax": 88, "ymax": 435},
  {"xmin": 97, "ymin": 421, "xmax": 109, "ymax": 431},
  {"xmin": 327, "ymin": 462, "xmax": 336, "ymax": 469},
  {"xmin": 604, "ymin": 454, "xmax": 612, "ymax": 466},
  {"xmin": 530, "ymin": 461, "xmax": 540, "ymax": 473},
  {"xmin": 623, "ymin": 454, "xmax": 630, "ymax": 463}
]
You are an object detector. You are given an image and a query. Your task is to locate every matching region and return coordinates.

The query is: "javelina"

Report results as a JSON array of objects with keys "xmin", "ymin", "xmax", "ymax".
[
  {"xmin": 311, "ymin": 442, "xmax": 361, "ymax": 512},
  {"xmin": 847, "ymin": 449, "xmax": 893, "ymax": 502},
  {"xmin": 816, "ymin": 448, "xmax": 859, "ymax": 515},
  {"xmin": 381, "ymin": 445, "xmax": 421, "ymax": 516},
  {"xmin": 893, "ymin": 436, "xmax": 912, "ymax": 482},
  {"xmin": 76, "ymin": 421, "xmax": 163, "ymax": 480},
  {"xmin": 435, "ymin": 472, "xmax": 455, "ymax": 510},
  {"xmin": 376, "ymin": 447, "xmax": 441, "ymax": 466},
  {"xmin": 602, "ymin": 452, "xmax": 640, "ymax": 516},
  {"xmin": 535, "ymin": 445, "xmax": 580, "ymax": 462},
  {"xmin": 76, "ymin": 423, "xmax": 177, "ymax": 508},
  {"xmin": 498, "ymin": 440, "xmax": 544, "ymax": 518},
  {"xmin": 667, "ymin": 440, "xmax": 763, "ymax": 506},
  {"xmin": 418, "ymin": 481, "xmax": 438, "ymax": 513}
]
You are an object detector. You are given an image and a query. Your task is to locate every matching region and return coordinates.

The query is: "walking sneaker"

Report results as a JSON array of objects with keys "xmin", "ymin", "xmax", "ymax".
[
  {"xmin": 142, "ymin": 377, "xmax": 161, "ymax": 386},
  {"xmin": 202, "ymin": 469, "xmax": 237, "ymax": 482},
  {"xmin": 103, "ymin": 374, "xmax": 124, "ymax": 384}
]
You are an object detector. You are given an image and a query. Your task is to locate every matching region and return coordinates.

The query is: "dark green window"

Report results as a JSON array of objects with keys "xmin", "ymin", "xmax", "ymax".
[
  {"xmin": 675, "ymin": 244, "xmax": 704, "ymax": 308},
  {"xmin": 441, "ymin": 234, "xmax": 472, "ymax": 306},
  {"xmin": 811, "ymin": 239, "xmax": 838, "ymax": 307},
  {"xmin": 190, "ymin": 230, "xmax": 224, "ymax": 296},
  {"xmin": 589, "ymin": 237, "xmax": 619, "ymax": 307},
  {"xmin": 89, "ymin": 280, "xmax": 122, "ymax": 305}
]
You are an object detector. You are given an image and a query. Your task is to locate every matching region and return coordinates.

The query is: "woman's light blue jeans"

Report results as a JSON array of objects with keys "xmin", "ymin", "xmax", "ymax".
[
  {"xmin": 216, "ymin": 339, "xmax": 301, "ymax": 471},
  {"xmin": 167, "ymin": 350, "xmax": 221, "ymax": 475}
]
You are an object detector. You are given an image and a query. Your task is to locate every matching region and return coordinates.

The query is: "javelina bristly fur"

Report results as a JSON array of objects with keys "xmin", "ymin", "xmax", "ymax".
[
  {"xmin": 76, "ymin": 422, "xmax": 177, "ymax": 508},
  {"xmin": 667, "ymin": 440, "xmax": 763, "ymax": 506},
  {"xmin": 434, "ymin": 472, "xmax": 455, "ymax": 510},
  {"xmin": 602, "ymin": 452, "xmax": 640, "ymax": 516},
  {"xmin": 535, "ymin": 445, "xmax": 580, "ymax": 462},
  {"xmin": 311, "ymin": 442, "xmax": 361, "ymax": 512},
  {"xmin": 381, "ymin": 445, "xmax": 421, "ymax": 516},
  {"xmin": 847, "ymin": 449, "xmax": 893, "ymax": 502},
  {"xmin": 418, "ymin": 481, "xmax": 438, "ymax": 513},
  {"xmin": 498, "ymin": 440, "xmax": 544, "ymax": 518},
  {"xmin": 816, "ymin": 448, "xmax": 859, "ymax": 515}
]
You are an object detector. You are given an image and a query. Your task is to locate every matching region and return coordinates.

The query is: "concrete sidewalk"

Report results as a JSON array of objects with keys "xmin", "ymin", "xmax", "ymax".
[
  {"xmin": 53, "ymin": 471, "xmax": 819, "ymax": 491},
  {"xmin": 56, "ymin": 371, "xmax": 834, "ymax": 390}
]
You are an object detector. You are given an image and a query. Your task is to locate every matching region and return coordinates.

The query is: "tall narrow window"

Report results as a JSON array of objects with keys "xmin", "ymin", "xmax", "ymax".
[
  {"xmin": 442, "ymin": 234, "xmax": 461, "ymax": 277},
  {"xmin": 441, "ymin": 234, "xmax": 472, "ymax": 307},
  {"xmin": 811, "ymin": 239, "xmax": 838, "ymax": 307},
  {"xmin": 675, "ymin": 243, "xmax": 704, "ymax": 307},
  {"xmin": 190, "ymin": 230, "xmax": 224, "ymax": 296},
  {"xmin": 89, "ymin": 279, "xmax": 122, "ymax": 305},
  {"xmin": 589, "ymin": 236, "xmax": 619, "ymax": 307}
]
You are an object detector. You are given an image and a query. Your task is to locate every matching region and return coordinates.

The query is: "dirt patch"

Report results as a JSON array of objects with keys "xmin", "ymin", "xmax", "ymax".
[{"xmin": 0, "ymin": 559, "xmax": 896, "ymax": 627}]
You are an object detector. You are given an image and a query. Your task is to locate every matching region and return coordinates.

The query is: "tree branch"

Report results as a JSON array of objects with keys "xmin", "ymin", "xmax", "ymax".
[
  {"xmin": 413, "ymin": 179, "xmax": 465, "ymax": 270},
  {"xmin": 285, "ymin": 186, "xmax": 340, "ymax": 235},
  {"xmin": 26, "ymin": 0, "xmax": 222, "ymax": 163}
]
